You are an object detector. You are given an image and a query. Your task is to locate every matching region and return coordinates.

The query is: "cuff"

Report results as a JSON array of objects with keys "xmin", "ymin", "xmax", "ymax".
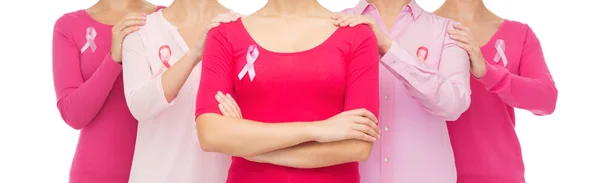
[
  {"xmin": 380, "ymin": 41, "xmax": 405, "ymax": 67},
  {"xmin": 155, "ymin": 73, "xmax": 178, "ymax": 107},
  {"xmin": 476, "ymin": 61, "xmax": 504, "ymax": 88},
  {"xmin": 102, "ymin": 54, "xmax": 123, "ymax": 74}
]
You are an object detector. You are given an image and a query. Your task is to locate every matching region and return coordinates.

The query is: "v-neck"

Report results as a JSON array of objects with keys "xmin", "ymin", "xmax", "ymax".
[
  {"xmin": 479, "ymin": 19, "xmax": 508, "ymax": 49},
  {"xmin": 156, "ymin": 9, "xmax": 190, "ymax": 54}
]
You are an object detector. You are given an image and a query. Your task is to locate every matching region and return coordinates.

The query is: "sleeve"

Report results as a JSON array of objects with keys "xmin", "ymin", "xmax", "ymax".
[
  {"xmin": 52, "ymin": 17, "xmax": 123, "ymax": 130},
  {"xmin": 122, "ymin": 32, "xmax": 176, "ymax": 121},
  {"xmin": 378, "ymin": 22, "xmax": 471, "ymax": 120},
  {"xmin": 476, "ymin": 25, "xmax": 557, "ymax": 115},
  {"xmin": 344, "ymin": 25, "xmax": 380, "ymax": 118},
  {"xmin": 195, "ymin": 25, "xmax": 234, "ymax": 117}
]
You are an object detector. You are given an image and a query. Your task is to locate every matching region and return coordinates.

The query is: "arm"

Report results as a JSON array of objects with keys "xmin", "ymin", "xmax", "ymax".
[
  {"xmin": 52, "ymin": 17, "xmax": 123, "ymax": 130},
  {"xmin": 195, "ymin": 26, "xmax": 320, "ymax": 157},
  {"xmin": 378, "ymin": 22, "xmax": 471, "ymax": 121},
  {"xmin": 247, "ymin": 25, "xmax": 380, "ymax": 168},
  {"xmin": 476, "ymin": 25, "xmax": 557, "ymax": 115},
  {"xmin": 121, "ymin": 32, "xmax": 199, "ymax": 121}
]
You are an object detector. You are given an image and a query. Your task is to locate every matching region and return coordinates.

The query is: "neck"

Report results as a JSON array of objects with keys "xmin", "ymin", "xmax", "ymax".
[
  {"xmin": 94, "ymin": 0, "xmax": 147, "ymax": 11},
  {"xmin": 438, "ymin": 0, "xmax": 489, "ymax": 23},
  {"xmin": 368, "ymin": 0, "xmax": 411, "ymax": 16},
  {"xmin": 261, "ymin": 0, "xmax": 324, "ymax": 16},
  {"xmin": 167, "ymin": 0, "xmax": 225, "ymax": 20}
]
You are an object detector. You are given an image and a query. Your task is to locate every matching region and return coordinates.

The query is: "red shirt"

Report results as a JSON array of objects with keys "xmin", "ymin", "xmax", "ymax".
[{"xmin": 195, "ymin": 20, "xmax": 380, "ymax": 183}]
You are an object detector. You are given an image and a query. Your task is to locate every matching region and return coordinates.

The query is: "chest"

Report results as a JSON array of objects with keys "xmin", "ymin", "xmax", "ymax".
[
  {"xmin": 230, "ymin": 43, "xmax": 348, "ymax": 101},
  {"xmin": 76, "ymin": 25, "xmax": 112, "ymax": 80}
]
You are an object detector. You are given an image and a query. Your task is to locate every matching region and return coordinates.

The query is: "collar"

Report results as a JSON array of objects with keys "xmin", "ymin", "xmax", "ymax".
[{"xmin": 353, "ymin": 0, "xmax": 423, "ymax": 20}]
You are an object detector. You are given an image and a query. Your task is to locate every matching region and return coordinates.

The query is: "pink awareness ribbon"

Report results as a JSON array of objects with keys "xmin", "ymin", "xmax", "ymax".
[
  {"xmin": 238, "ymin": 45, "xmax": 259, "ymax": 82},
  {"xmin": 153, "ymin": 45, "xmax": 172, "ymax": 77},
  {"xmin": 493, "ymin": 39, "xmax": 508, "ymax": 67},
  {"xmin": 80, "ymin": 27, "xmax": 97, "ymax": 53}
]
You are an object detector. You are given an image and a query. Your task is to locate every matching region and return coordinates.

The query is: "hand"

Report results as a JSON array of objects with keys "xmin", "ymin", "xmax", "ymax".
[
  {"xmin": 188, "ymin": 11, "xmax": 243, "ymax": 61},
  {"xmin": 448, "ymin": 23, "xmax": 487, "ymax": 78},
  {"xmin": 111, "ymin": 13, "xmax": 147, "ymax": 64},
  {"xmin": 215, "ymin": 91, "xmax": 242, "ymax": 119},
  {"xmin": 332, "ymin": 13, "xmax": 392, "ymax": 54},
  {"xmin": 312, "ymin": 109, "xmax": 379, "ymax": 143}
]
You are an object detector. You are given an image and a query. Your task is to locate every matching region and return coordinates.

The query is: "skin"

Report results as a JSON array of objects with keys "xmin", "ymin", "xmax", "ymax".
[
  {"xmin": 85, "ymin": 0, "xmax": 158, "ymax": 63},
  {"xmin": 434, "ymin": 0, "xmax": 505, "ymax": 78},
  {"xmin": 196, "ymin": 0, "xmax": 380, "ymax": 168},
  {"xmin": 158, "ymin": 0, "xmax": 238, "ymax": 102}
]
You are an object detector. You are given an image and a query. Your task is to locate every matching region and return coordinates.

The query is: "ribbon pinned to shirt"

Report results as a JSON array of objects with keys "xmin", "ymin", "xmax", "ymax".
[
  {"xmin": 238, "ymin": 45, "xmax": 259, "ymax": 82},
  {"xmin": 80, "ymin": 27, "xmax": 97, "ymax": 53},
  {"xmin": 493, "ymin": 39, "xmax": 508, "ymax": 67}
]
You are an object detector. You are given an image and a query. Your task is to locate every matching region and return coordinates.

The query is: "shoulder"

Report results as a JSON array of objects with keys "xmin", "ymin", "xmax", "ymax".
[
  {"xmin": 207, "ymin": 19, "xmax": 246, "ymax": 42},
  {"xmin": 336, "ymin": 24, "xmax": 376, "ymax": 41},
  {"xmin": 54, "ymin": 10, "xmax": 88, "ymax": 32},
  {"xmin": 414, "ymin": 11, "xmax": 460, "ymax": 33}
]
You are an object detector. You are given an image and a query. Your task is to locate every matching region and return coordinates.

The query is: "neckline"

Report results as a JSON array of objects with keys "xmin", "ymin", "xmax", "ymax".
[
  {"xmin": 156, "ymin": 9, "xmax": 190, "ymax": 53},
  {"xmin": 480, "ymin": 19, "xmax": 508, "ymax": 49},
  {"xmin": 237, "ymin": 19, "xmax": 342, "ymax": 56}
]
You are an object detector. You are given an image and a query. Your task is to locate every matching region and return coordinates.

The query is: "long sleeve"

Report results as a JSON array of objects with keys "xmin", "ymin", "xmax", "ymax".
[
  {"xmin": 379, "ymin": 23, "xmax": 471, "ymax": 121},
  {"xmin": 52, "ymin": 17, "xmax": 123, "ymax": 130},
  {"xmin": 122, "ymin": 32, "xmax": 176, "ymax": 121},
  {"xmin": 477, "ymin": 25, "xmax": 557, "ymax": 115}
]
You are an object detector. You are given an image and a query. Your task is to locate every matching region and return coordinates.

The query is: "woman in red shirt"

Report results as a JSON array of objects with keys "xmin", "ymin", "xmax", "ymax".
[{"xmin": 194, "ymin": 0, "xmax": 380, "ymax": 183}]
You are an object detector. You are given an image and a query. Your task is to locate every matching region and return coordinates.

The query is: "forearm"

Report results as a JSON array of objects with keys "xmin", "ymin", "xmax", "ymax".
[
  {"xmin": 161, "ymin": 53, "xmax": 199, "ymax": 102},
  {"xmin": 380, "ymin": 41, "xmax": 471, "ymax": 120},
  {"xmin": 478, "ymin": 62, "xmax": 557, "ymax": 115},
  {"xmin": 249, "ymin": 140, "xmax": 373, "ymax": 169},
  {"xmin": 196, "ymin": 113, "xmax": 316, "ymax": 157},
  {"xmin": 55, "ymin": 54, "xmax": 122, "ymax": 129}
]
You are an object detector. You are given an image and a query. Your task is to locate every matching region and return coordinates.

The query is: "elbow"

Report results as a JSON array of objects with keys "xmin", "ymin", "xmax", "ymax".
[
  {"xmin": 56, "ymin": 103, "xmax": 87, "ymax": 130},
  {"xmin": 196, "ymin": 114, "xmax": 221, "ymax": 153}
]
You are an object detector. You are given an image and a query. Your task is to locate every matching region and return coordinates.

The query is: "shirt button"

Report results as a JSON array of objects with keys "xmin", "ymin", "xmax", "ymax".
[
  {"xmin": 384, "ymin": 158, "xmax": 389, "ymax": 163},
  {"xmin": 384, "ymin": 95, "xmax": 389, "ymax": 99},
  {"xmin": 412, "ymin": 81, "xmax": 418, "ymax": 86},
  {"xmin": 384, "ymin": 127, "xmax": 389, "ymax": 132}
]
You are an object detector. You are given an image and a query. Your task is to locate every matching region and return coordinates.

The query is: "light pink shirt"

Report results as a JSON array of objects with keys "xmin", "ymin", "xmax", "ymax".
[
  {"xmin": 345, "ymin": 1, "xmax": 471, "ymax": 183},
  {"xmin": 122, "ymin": 10, "xmax": 230, "ymax": 183}
]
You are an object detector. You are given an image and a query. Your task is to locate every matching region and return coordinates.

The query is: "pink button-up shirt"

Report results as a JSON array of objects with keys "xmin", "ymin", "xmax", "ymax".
[{"xmin": 345, "ymin": 1, "xmax": 471, "ymax": 183}]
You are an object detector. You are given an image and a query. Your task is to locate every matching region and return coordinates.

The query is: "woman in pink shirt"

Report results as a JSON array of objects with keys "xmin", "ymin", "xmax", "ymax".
[
  {"xmin": 121, "ymin": 0, "xmax": 241, "ymax": 182},
  {"xmin": 51, "ymin": 0, "xmax": 161, "ymax": 182},
  {"xmin": 434, "ymin": 0, "xmax": 558, "ymax": 182}
]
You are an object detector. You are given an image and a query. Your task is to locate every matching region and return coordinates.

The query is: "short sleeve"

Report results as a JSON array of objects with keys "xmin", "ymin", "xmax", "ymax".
[
  {"xmin": 343, "ymin": 25, "xmax": 380, "ymax": 118},
  {"xmin": 195, "ymin": 25, "xmax": 234, "ymax": 117}
]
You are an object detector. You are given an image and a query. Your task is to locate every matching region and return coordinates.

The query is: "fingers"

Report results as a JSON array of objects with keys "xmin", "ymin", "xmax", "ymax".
[
  {"xmin": 216, "ymin": 91, "xmax": 239, "ymax": 118},
  {"xmin": 116, "ymin": 13, "xmax": 147, "ymax": 32},
  {"xmin": 341, "ymin": 108, "xmax": 378, "ymax": 123},
  {"xmin": 339, "ymin": 16, "xmax": 361, "ymax": 27},
  {"xmin": 448, "ymin": 33, "xmax": 470, "ymax": 44},
  {"xmin": 452, "ymin": 23, "xmax": 470, "ymax": 33},
  {"xmin": 333, "ymin": 14, "xmax": 355, "ymax": 27},
  {"xmin": 225, "ymin": 93, "xmax": 242, "ymax": 117},
  {"xmin": 212, "ymin": 12, "xmax": 241, "ymax": 23},
  {"xmin": 350, "ymin": 117, "xmax": 379, "ymax": 139},
  {"xmin": 218, "ymin": 104, "xmax": 234, "ymax": 117},
  {"xmin": 348, "ymin": 130, "xmax": 377, "ymax": 142}
]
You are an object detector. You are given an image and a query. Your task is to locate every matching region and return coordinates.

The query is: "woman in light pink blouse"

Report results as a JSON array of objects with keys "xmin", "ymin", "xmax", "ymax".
[
  {"xmin": 121, "ymin": 0, "xmax": 241, "ymax": 182},
  {"xmin": 51, "ymin": 0, "xmax": 161, "ymax": 182},
  {"xmin": 434, "ymin": 1, "xmax": 558, "ymax": 183}
]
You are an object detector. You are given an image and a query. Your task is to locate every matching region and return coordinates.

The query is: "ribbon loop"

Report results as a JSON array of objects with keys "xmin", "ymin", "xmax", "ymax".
[
  {"xmin": 238, "ymin": 45, "xmax": 259, "ymax": 82},
  {"xmin": 493, "ymin": 39, "xmax": 508, "ymax": 67},
  {"xmin": 80, "ymin": 27, "xmax": 97, "ymax": 53}
]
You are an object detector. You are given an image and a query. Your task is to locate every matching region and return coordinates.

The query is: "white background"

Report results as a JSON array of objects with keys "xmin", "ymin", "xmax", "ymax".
[{"xmin": 0, "ymin": 0, "xmax": 598, "ymax": 182}]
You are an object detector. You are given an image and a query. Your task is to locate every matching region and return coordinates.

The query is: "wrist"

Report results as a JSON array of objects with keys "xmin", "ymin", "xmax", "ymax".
[
  {"xmin": 378, "ymin": 37, "xmax": 392, "ymax": 55},
  {"xmin": 472, "ymin": 59, "xmax": 487, "ymax": 78}
]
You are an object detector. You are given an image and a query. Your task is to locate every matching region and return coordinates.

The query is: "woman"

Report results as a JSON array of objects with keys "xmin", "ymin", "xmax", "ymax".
[
  {"xmin": 434, "ymin": 1, "xmax": 558, "ymax": 182},
  {"xmin": 328, "ymin": 0, "xmax": 471, "ymax": 182},
  {"xmin": 194, "ymin": 0, "xmax": 381, "ymax": 182},
  {"xmin": 51, "ymin": 0, "xmax": 161, "ymax": 182},
  {"xmin": 121, "ymin": 0, "xmax": 239, "ymax": 182}
]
